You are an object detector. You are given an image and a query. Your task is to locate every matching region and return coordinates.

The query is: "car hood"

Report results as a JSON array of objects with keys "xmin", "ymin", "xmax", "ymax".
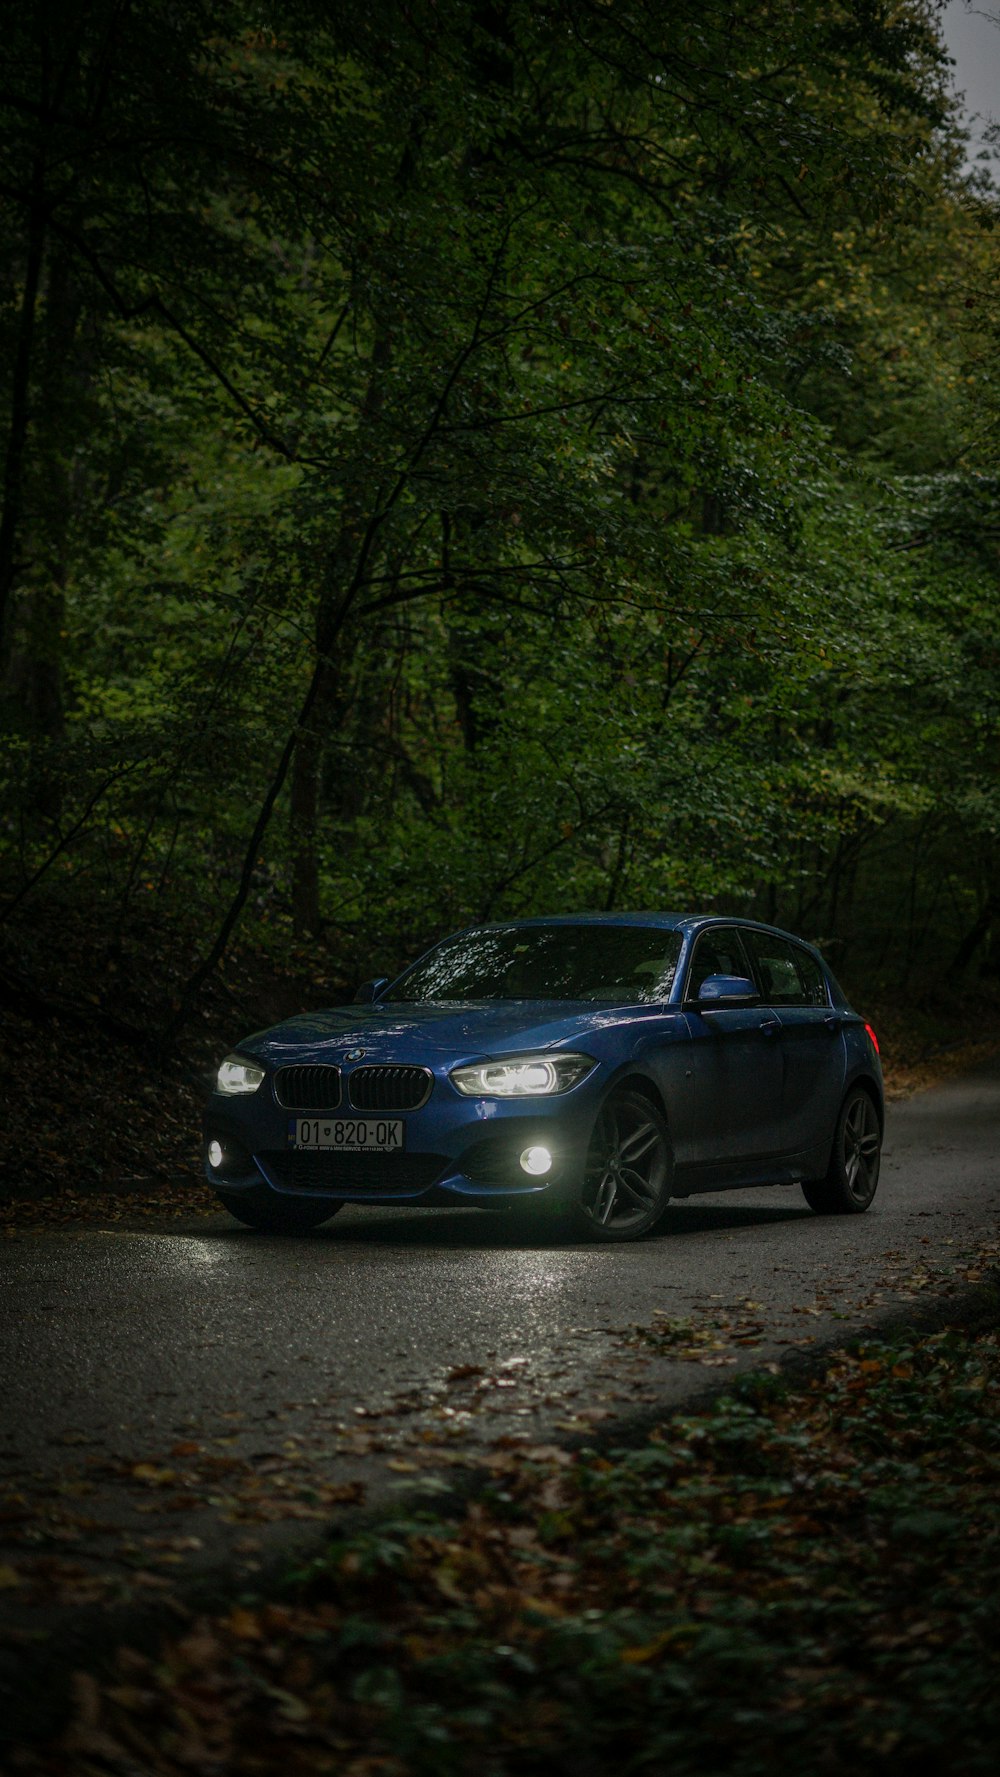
[{"xmin": 236, "ymin": 1000, "xmax": 646, "ymax": 1067}]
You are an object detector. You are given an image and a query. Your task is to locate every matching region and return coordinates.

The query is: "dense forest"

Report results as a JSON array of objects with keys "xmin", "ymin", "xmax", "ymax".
[{"xmin": 1, "ymin": 0, "xmax": 997, "ymax": 1056}]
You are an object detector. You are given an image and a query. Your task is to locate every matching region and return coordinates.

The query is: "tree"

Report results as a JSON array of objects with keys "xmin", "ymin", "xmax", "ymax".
[{"xmin": 3, "ymin": 0, "xmax": 993, "ymax": 1025}]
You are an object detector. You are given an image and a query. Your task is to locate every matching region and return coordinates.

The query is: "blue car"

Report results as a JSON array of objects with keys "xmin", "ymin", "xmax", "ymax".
[{"xmin": 204, "ymin": 914, "xmax": 883, "ymax": 1242}]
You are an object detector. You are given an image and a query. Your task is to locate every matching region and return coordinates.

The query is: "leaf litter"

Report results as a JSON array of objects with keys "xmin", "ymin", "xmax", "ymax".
[{"xmin": 6, "ymin": 1318, "xmax": 1000, "ymax": 1775}]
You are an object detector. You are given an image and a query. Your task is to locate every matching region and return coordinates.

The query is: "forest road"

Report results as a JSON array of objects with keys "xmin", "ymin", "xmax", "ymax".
[{"xmin": 1, "ymin": 1059, "xmax": 998, "ymax": 1715}]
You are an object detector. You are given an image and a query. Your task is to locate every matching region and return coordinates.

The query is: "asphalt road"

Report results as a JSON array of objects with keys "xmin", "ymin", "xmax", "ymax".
[{"xmin": 1, "ymin": 1059, "xmax": 998, "ymax": 1723}]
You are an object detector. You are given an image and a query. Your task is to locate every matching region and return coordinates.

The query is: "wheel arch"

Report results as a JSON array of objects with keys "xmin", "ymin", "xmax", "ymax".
[
  {"xmin": 612, "ymin": 1069, "xmax": 667, "ymax": 1113},
  {"xmin": 604, "ymin": 1071, "xmax": 675, "ymax": 1160},
  {"xmin": 843, "ymin": 1070, "xmax": 885, "ymax": 1135}
]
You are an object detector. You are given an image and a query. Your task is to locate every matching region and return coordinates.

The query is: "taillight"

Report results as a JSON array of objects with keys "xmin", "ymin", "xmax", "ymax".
[{"xmin": 864, "ymin": 1022, "xmax": 880, "ymax": 1056}]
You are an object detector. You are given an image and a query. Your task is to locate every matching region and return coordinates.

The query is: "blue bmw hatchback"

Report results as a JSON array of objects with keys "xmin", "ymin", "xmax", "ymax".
[{"xmin": 204, "ymin": 914, "xmax": 884, "ymax": 1241}]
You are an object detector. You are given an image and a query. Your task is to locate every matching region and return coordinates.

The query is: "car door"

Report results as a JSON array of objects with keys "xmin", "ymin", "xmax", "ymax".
[
  {"xmin": 742, "ymin": 930, "xmax": 845, "ymax": 1157},
  {"xmin": 675, "ymin": 926, "xmax": 784, "ymax": 1171}
]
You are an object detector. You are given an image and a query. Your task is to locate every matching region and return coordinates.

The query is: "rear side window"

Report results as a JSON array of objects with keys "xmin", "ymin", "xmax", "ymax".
[
  {"xmin": 791, "ymin": 945, "xmax": 829, "ymax": 1007},
  {"xmin": 746, "ymin": 931, "xmax": 829, "ymax": 1007}
]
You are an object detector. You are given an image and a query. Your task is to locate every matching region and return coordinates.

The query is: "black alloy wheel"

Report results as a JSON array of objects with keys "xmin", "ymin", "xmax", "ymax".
[
  {"xmin": 802, "ymin": 1085, "xmax": 881, "ymax": 1215},
  {"xmin": 215, "ymin": 1185, "xmax": 340, "ymax": 1232},
  {"xmin": 577, "ymin": 1087, "xmax": 671, "ymax": 1241}
]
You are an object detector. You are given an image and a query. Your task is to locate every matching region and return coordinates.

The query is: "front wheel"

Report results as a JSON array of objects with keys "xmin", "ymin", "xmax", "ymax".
[
  {"xmin": 215, "ymin": 1185, "xmax": 340, "ymax": 1233},
  {"xmin": 575, "ymin": 1087, "xmax": 672, "ymax": 1242},
  {"xmin": 802, "ymin": 1086, "xmax": 881, "ymax": 1215}
]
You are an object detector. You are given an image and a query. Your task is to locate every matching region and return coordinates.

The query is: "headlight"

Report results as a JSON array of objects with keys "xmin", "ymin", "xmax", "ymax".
[
  {"xmin": 216, "ymin": 1053, "xmax": 265, "ymax": 1096},
  {"xmin": 450, "ymin": 1052, "xmax": 595, "ymax": 1098}
]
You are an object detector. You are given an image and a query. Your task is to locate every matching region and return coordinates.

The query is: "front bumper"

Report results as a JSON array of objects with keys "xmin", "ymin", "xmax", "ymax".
[{"xmin": 203, "ymin": 1070, "xmax": 604, "ymax": 1205}]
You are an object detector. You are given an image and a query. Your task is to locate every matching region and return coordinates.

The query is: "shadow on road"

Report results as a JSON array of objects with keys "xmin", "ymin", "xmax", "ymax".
[{"xmin": 199, "ymin": 1194, "xmax": 814, "ymax": 1252}]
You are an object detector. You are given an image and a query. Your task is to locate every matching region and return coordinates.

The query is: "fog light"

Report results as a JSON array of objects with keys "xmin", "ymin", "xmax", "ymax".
[
  {"xmin": 519, "ymin": 1145, "xmax": 552, "ymax": 1177},
  {"xmin": 208, "ymin": 1140, "xmax": 224, "ymax": 1169}
]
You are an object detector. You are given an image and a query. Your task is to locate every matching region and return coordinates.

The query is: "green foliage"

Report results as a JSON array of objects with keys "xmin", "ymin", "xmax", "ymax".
[{"xmin": 0, "ymin": 0, "xmax": 997, "ymax": 1003}]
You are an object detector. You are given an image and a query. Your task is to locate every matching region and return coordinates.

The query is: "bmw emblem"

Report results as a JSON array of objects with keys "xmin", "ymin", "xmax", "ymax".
[{"xmin": 345, "ymin": 1047, "xmax": 366, "ymax": 1062}]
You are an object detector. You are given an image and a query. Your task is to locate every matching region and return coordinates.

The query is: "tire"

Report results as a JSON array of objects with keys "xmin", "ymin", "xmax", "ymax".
[
  {"xmin": 574, "ymin": 1087, "xmax": 672, "ymax": 1242},
  {"xmin": 802, "ymin": 1085, "xmax": 881, "ymax": 1215},
  {"xmin": 215, "ymin": 1185, "xmax": 340, "ymax": 1233}
]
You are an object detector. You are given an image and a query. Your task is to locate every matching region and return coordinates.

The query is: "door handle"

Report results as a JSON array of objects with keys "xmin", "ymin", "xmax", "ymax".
[
  {"xmin": 823, "ymin": 1015, "xmax": 841, "ymax": 1033},
  {"xmin": 760, "ymin": 1019, "xmax": 781, "ymax": 1038}
]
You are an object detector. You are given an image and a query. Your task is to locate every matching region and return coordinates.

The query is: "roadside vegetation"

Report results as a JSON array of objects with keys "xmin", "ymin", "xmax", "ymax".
[{"xmin": 9, "ymin": 1312, "xmax": 999, "ymax": 1775}]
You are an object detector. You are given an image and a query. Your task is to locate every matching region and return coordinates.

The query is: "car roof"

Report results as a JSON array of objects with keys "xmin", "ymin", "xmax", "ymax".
[
  {"xmin": 471, "ymin": 913, "xmax": 821, "ymax": 947},
  {"xmin": 475, "ymin": 912, "xmax": 690, "ymax": 930}
]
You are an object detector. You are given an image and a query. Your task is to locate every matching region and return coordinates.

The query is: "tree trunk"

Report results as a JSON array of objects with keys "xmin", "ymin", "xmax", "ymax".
[
  {"xmin": 162, "ymin": 658, "xmax": 330, "ymax": 1049},
  {"xmin": 0, "ymin": 155, "xmax": 46, "ymax": 658},
  {"xmin": 290, "ymin": 667, "xmax": 328, "ymax": 937},
  {"xmin": 3, "ymin": 241, "xmax": 82, "ymax": 817},
  {"xmin": 952, "ymin": 887, "xmax": 1000, "ymax": 981}
]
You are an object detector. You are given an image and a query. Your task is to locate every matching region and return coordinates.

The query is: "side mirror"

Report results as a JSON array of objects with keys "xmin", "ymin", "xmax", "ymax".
[
  {"xmin": 353, "ymin": 976, "xmax": 390, "ymax": 1004},
  {"xmin": 691, "ymin": 973, "xmax": 758, "ymax": 1007}
]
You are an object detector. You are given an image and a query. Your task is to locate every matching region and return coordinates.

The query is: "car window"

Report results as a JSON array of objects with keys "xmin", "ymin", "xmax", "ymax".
[
  {"xmin": 686, "ymin": 927, "xmax": 752, "ymax": 998},
  {"xmin": 790, "ymin": 944, "xmax": 829, "ymax": 1007},
  {"xmin": 745, "ymin": 931, "xmax": 827, "ymax": 1007},
  {"xmin": 391, "ymin": 925, "xmax": 684, "ymax": 1004}
]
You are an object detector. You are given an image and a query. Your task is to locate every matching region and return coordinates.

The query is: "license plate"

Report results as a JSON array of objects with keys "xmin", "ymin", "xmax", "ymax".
[{"xmin": 290, "ymin": 1117, "xmax": 404, "ymax": 1152}]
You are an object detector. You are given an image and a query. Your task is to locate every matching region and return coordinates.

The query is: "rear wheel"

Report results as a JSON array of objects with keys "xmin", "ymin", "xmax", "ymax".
[
  {"xmin": 575, "ymin": 1088, "xmax": 671, "ymax": 1242},
  {"xmin": 802, "ymin": 1086, "xmax": 881, "ymax": 1215},
  {"xmin": 215, "ymin": 1185, "xmax": 339, "ymax": 1233}
]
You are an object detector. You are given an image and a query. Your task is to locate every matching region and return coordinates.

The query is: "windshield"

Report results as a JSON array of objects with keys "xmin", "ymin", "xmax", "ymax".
[{"xmin": 390, "ymin": 924, "xmax": 683, "ymax": 1004}]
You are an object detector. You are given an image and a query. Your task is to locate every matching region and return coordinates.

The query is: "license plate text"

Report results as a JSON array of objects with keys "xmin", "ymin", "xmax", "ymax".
[{"xmin": 291, "ymin": 1118, "xmax": 404, "ymax": 1151}]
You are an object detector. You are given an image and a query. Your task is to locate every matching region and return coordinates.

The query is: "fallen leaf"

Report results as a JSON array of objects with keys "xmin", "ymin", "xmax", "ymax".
[{"xmin": 130, "ymin": 1463, "xmax": 177, "ymax": 1486}]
